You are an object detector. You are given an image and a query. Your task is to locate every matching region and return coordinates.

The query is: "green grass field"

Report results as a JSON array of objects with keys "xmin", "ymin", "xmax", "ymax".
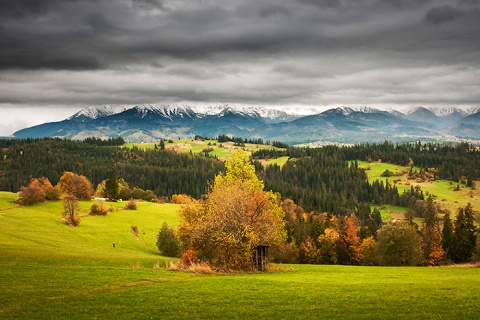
[
  {"xmin": 1, "ymin": 192, "xmax": 479, "ymax": 319},
  {"xmin": 358, "ymin": 161, "xmax": 480, "ymax": 219},
  {"xmin": 124, "ymin": 139, "xmax": 286, "ymax": 163}
]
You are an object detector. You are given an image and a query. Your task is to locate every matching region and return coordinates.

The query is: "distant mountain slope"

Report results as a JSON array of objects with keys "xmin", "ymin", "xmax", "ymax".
[
  {"xmin": 68, "ymin": 105, "xmax": 121, "ymax": 123},
  {"xmin": 13, "ymin": 105, "xmax": 480, "ymax": 144},
  {"xmin": 402, "ymin": 106, "xmax": 472, "ymax": 128},
  {"xmin": 459, "ymin": 111, "xmax": 480, "ymax": 125}
]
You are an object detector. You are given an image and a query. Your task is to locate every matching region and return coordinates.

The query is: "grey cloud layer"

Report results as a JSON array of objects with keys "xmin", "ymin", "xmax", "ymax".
[{"xmin": 0, "ymin": 0, "xmax": 479, "ymax": 110}]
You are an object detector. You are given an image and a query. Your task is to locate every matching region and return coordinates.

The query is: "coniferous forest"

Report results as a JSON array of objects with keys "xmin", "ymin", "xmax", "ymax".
[{"xmin": 0, "ymin": 138, "xmax": 224, "ymax": 199}]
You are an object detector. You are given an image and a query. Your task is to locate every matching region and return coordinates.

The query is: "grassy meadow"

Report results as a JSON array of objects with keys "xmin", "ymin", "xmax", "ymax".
[
  {"xmin": 358, "ymin": 161, "xmax": 480, "ymax": 220},
  {"xmin": 124, "ymin": 139, "xmax": 288, "ymax": 165},
  {"xmin": 1, "ymin": 192, "xmax": 479, "ymax": 319}
]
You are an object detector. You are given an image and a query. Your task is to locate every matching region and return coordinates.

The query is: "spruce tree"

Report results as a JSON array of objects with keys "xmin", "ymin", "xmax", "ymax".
[
  {"xmin": 452, "ymin": 204, "xmax": 476, "ymax": 263},
  {"xmin": 442, "ymin": 211, "xmax": 454, "ymax": 261},
  {"xmin": 104, "ymin": 171, "xmax": 119, "ymax": 201},
  {"xmin": 420, "ymin": 197, "xmax": 444, "ymax": 265}
]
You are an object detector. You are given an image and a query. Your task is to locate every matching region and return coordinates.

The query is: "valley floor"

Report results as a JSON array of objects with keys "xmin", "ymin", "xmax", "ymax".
[{"xmin": 1, "ymin": 193, "xmax": 479, "ymax": 319}]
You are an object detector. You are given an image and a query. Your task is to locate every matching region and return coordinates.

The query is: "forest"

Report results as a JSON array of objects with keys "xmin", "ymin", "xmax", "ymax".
[{"xmin": 0, "ymin": 138, "xmax": 224, "ymax": 199}]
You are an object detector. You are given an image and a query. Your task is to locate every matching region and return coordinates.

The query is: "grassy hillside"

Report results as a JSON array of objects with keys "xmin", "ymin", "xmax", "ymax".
[
  {"xmin": 125, "ymin": 139, "xmax": 287, "ymax": 164},
  {"xmin": 1, "ymin": 192, "xmax": 479, "ymax": 319},
  {"xmin": 358, "ymin": 161, "xmax": 480, "ymax": 218},
  {"xmin": 0, "ymin": 192, "xmax": 180, "ymax": 262}
]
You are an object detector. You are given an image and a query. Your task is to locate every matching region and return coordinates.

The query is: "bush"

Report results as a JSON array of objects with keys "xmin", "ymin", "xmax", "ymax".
[
  {"xmin": 181, "ymin": 248, "xmax": 199, "ymax": 265},
  {"xmin": 171, "ymin": 194, "xmax": 195, "ymax": 204},
  {"xmin": 131, "ymin": 225, "xmax": 139, "ymax": 237},
  {"xmin": 156, "ymin": 222, "xmax": 180, "ymax": 257},
  {"xmin": 124, "ymin": 199, "xmax": 137, "ymax": 210},
  {"xmin": 17, "ymin": 179, "xmax": 46, "ymax": 206},
  {"xmin": 271, "ymin": 243, "xmax": 298, "ymax": 264},
  {"xmin": 17, "ymin": 177, "xmax": 59, "ymax": 205},
  {"xmin": 376, "ymin": 221, "xmax": 423, "ymax": 266},
  {"xmin": 381, "ymin": 169, "xmax": 393, "ymax": 177},
  {"xmin": 89, "ymin": 202, "xmax": 108, "ymax": 215}
]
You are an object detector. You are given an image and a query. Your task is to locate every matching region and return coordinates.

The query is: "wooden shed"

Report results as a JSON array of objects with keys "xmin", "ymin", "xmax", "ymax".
[{"xmin": 252, "ymin": 245, "xmax": 270, "ymax": 271}]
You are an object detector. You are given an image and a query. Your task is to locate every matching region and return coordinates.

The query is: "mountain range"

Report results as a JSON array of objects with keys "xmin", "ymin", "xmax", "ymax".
[{"xmin": 13, "ymin": 105, "xmax": 480, "ymax": 145}]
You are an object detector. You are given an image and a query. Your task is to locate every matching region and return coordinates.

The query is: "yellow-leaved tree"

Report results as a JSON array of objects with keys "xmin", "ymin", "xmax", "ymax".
[{"xmin": 178, "ymin": 149, "xmax": 286, "ymax": 270}]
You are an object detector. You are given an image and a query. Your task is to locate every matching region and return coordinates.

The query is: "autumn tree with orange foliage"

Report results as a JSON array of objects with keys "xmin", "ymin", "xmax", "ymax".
[
  {"xmin": 340, "ymin": 215, "xmax": 362, "ymax": 265},
  {"xmin": 178, "ymin": 150, "xmax": 285, "ymax": 270},
  {"xmin": 17, "ymin": 177, "xmax": 60, "ymax": 205},
  {"xmin": 317, "ymin": 228, "xmax": 339, "ymax": 264},
  {"xmin": 57, "ymin": 171, "xmax": 94, "ymax": 200}
]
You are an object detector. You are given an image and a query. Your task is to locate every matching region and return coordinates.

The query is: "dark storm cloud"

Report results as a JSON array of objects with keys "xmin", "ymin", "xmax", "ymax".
[
  {"xmin": 0, "ymin": 0, "xmax": 97, "ymax": 18},
  {"xmin": 424, "ymin": 5, "xmax": 463, "ymax": 26},
  {"xmin": 0, "ymin": 0, "xmax": 479, "ymax": 127},
  {"xmin": 258, "ymin": 4, "xmax": 292, "ymax": 18},
  {"xmin": 131, "ymin": 0, "xmax": 164, "ymax": 10},
  {"xmin": 298, "ymin": 0, "xmax": 343, "ymax": 9},
  {"xmin": 382, "ymin": 0, "xmax": 432, "ymax": 9}
]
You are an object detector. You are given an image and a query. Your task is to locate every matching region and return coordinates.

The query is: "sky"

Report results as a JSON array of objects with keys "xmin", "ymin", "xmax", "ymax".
[{"xmin": 0, "ymin": 0, "xmax": 479, "ymax": 135}]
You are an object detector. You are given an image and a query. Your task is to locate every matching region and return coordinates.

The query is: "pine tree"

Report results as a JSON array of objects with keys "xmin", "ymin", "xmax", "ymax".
[
  {"xmin": 104, "ymin": 171, "xmax": 119, "ymax": 201},
  {"xmin": 452, "ymin": 204, "xmax": 477, "ymax": 263},
  {"xmin": 420, "ymin": 196, "xmax": 444, "ymax": 265},
  {"xmin": 156, "ymin": 222, "xmax": 180, "ymax": 257},
  {"xmin": 442, "ymin": 211, "xmax": 454, "ymax": 261}
]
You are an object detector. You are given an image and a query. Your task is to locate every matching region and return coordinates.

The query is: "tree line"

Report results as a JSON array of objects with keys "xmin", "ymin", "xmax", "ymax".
[
  {"xmin": 253, "ymin": 141, "xmax": 480, "ymax": 182},
  {"xmin": 0, "ymin": 138, "xmax": 224, "ymax": 199}
]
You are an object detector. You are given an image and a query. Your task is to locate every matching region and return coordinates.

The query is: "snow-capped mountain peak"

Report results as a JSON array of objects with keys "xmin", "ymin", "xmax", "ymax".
[
  {"xmin": 68, "ymin": 105, "xmax": 120, "ymax": 121},
  {"xmin": 132, "ymin": 105, "xmax": 196, "ymax": 120}
]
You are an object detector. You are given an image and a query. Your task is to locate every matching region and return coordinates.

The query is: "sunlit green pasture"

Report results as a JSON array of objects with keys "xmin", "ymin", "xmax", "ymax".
[
  {"xmin": 264, "ymin": 156, "xmax": 290, "ymax": 167},
  {"xmin": 123, "ymin": 142, "xmax": 156, "ymax": 150},
  {"xmin": 0, "ymin": 193, "xmax": 180, "ymax": 261},
  {"xmin": 123, "ymin": 139, "xmax": 287, "ymax": 162},
  {"xmin": 357, "ymin": 161, "xmax": 479, "ymax": 217},
  {"xmin": 372, "ymin": 204, "xmax": 409, "ymax": 221},
  {"xmin": 1, "ymin": 192, "xmax": 479, "ymax": 319}
]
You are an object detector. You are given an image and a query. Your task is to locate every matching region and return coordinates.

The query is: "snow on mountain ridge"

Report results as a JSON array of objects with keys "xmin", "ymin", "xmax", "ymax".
[
  {"xmin": 132, "ymin": 105, "xmax": 197, "ymax": 120},
  {"xmin": 401, "ymin": 106, "xmax": 479, "ymax": 117},
  {"xmin": 68, "ymin": 105, "xmax": 120, "ymax": 120},
  {"xmin": 68, "ymin": 105, "xmax": 480, "ymax": 123}
]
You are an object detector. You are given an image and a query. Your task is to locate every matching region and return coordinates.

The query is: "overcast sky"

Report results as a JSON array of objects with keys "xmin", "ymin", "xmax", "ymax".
[{"xmin": 1, "ymin": 0, "xmax": 479, "ymax": 135}]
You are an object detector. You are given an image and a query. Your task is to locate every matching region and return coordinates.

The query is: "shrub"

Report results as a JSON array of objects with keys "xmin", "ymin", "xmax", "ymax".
[
  {"xmin": 124, "ymin": 199, "xmax": 137, "ymax": 210},
  {"xmin": 131, "ymin": 225, "xmax": 139, "ymax": 237},
  {"xmin": 156, "ymin": 222, "xmax": 180, "ymax": 257},
  {"xmin": 181, "ymin": 248, "xmax": 199, "ymax": 265},
  {"xmin": 167, "ymin": 260, "xmax": 213, "ymax": 274},
  {"xmin": 376, "ymin": 221, "xmax": 423, "ymax": 266},
  {"xmin": 271, "ymin": 243, "xmax": 298, "ymax": 264},
  {"xmin": 89, "ymin": 202, "xmax": 108, "ymax": 215},
  {"xmin": 17, "ymin": 179, "xmax": 46, "ymax": 206},
  {"xmin": 171, "ymin": 194, "xmax": 195, "ymax": 204},
  {"xmin": 17, "ymin": 177, "xmax": 59, "ymax": 205}
]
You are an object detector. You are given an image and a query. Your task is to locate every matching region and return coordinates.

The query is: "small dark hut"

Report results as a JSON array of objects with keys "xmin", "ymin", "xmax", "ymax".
[{"xmin": 252, "ymin": 245, "xmax": 270, "ymax": 271}]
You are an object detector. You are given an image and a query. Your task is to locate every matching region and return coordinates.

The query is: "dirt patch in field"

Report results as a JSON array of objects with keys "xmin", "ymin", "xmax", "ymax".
[{"xmin": 389, "ymin": 212, "xmax": 405, "ymax": 220}]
